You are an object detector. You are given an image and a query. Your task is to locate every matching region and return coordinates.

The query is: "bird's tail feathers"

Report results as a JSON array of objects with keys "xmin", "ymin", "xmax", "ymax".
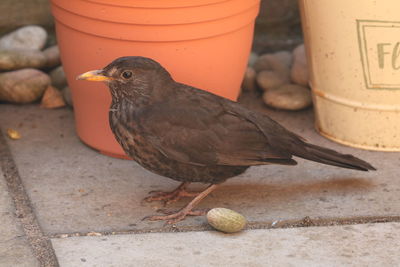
[{"xmin": 292, "ymin": 143, "xmax": 376, "ymax": 171}]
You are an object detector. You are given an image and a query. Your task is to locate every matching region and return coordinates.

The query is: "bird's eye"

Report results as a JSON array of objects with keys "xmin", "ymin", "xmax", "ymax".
[{"xmin": 121, "ymin": 71, "xmax": 133, "ymax": 79}]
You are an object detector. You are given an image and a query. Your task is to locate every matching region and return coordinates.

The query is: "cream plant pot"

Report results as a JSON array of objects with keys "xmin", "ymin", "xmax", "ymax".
[{"xmin": 299, "ymin": 0, "xmax": 400, "ymax": 151}]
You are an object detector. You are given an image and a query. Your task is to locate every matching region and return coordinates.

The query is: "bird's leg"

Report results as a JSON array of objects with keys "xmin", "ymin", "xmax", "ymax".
[
  {"xmin": 143, "ymin": 184, "xmax": 220, "ymax": 224},
  {"xmin": 143, "ymin": 182, "xmax": 200, "ymax": 205}
]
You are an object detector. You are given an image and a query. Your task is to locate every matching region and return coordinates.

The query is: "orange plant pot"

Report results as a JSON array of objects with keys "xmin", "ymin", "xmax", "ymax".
[{"xmin": 50, "ymin": 0, "xmax": 261, "ymax": 158}]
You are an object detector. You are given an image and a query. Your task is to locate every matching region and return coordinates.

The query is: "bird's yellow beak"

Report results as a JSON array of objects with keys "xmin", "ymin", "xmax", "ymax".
[{"xmin": 76, "ymin": 70, "xmax": 112, "ymax": 82}]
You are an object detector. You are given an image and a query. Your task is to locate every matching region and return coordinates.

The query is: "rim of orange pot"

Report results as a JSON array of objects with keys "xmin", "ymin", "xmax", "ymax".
[
  {"xmin": 51, "ymin": 0, "xmax": 260, "ymax": 25},
  {"xmin": 51, "ymin": 0, "xmax": 260, "ymax": 42},
  {"xmin": 85, "ymin": 0, "xmax": 230, "ymax": 8}
]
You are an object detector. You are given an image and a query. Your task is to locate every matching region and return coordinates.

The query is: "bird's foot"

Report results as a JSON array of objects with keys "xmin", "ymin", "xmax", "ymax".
[
  {"xmin": 143, "ymin": 184, "xmax": 220, "ymax": 225},
  {"xmin": 143, "ymin": 208, "xmax": 209, "ymax": 225},
  {"xmin": 143, "ymin": 182, "xmax": 199, "ymax": 205}
]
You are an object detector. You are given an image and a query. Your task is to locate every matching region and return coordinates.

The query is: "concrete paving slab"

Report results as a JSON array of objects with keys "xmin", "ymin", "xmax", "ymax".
[
  {"xmin": 51, "ymin": 222, "xmax": 400, "ymax": 267},
  {"xmin": 0, "ymin": 168, "xmax": 39, "ymax": 267},
  {"xmin": 0, "ymin": 94, "xmax": 399, "ymax": 235}
]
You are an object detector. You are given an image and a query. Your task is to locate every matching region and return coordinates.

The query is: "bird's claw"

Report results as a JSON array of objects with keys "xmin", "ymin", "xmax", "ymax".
[
  {"xmin": 142, "ymin": 208, "xmax": 209, "ymax": 225},
  {"xmin": 142, "ymin": 184, "xmax": 219, "ymax": 224},
  {"xmin": 155, "ymin": 208, "xmax": 176, "ymax": 215},
  {"xmin": 143, "ymin": 187, "xmax": 200, "ymax": 206}
]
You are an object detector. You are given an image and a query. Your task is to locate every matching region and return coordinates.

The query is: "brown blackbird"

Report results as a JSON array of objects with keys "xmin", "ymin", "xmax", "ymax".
[{"xmin": 78, "ymin": 56, "xmax": 375, "ymax": 224}]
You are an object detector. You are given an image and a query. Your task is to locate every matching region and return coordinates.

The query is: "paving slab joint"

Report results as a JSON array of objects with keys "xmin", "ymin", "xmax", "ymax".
[
  {"xmin": 49, "ymin": 215, "xmax": 400, "ymax": 240},
  {"xmin": 0, "ymin": 129, "xmax": 59, "ymax": 267}
]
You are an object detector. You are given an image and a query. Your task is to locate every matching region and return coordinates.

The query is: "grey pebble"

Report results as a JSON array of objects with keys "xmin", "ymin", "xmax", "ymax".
[
  {"xmin": 248, "ymin": 52, "xmax": 259, "ymax": 67},
  {"xmin": 272, "ymin": 51, "xmax": 292, "ymax": 68},
  {"xmin": 50, "ymin": 66, "xmax": 67, "ymax": 89},
  {"xmin": 253, "ymin": 52, "xmax": 292, "ymax": 76},
  {"xmin": 62, "ymin": 86, "xmax": 73, "ymax": 107},
  {"xmin": 43, "ymin": 45, "xmax": 61, "ymax": 68},
  {"xmin": 291, "ymin": 44, "xmax": 309, "ymax": 86},
  {"xmin": 256, "ymin": 70, "xmax": 289, "ymax": 91},
  {"xmin": 0, "ymin": 25, "xmax": 47, "ymax": 51},
  {"xmin": 241, "ymin": 67, "xmax": 257, "ymax": 91}
]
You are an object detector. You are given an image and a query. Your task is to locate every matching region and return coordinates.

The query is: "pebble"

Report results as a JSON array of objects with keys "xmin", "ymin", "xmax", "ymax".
[
  {"xmin": 0, "ymin": 25, "xmax": 47, "ymax": 51},
  {"xmin": 241, "ymin": 67, "xmax": 257, "ymax": 91},
  {"xmin": 263, "ymin": 84, "xmax": 312, "ymax": 111},
  {"xmin": 62, "ymin": 86, "xmax": 73, "ymax": 107},
  {"xmin": 42, "ymin": 45, "xmax": 61, "ymax": 68},
  {"xmin": 49, "ymin": 66, "xmax": 67, "ymax": 89},
  {"xmin": 273, "ymin": 51, "xmax": 292, "ymax": 69},
  {"xmin": 253, "ymin": 51, "xmax": 292, "ymax": 76},
  {"xmin": 256, "ymin": 70, "xmax": 289, "ymax": 91},
  {"xmin": 0, "ymin": 49, "xmax": 47, "ymax": 71},
  {"xmin": 40, "ymin": 85, "xmax": 66, "ymax": 109},
  {"xmin": 254, "ymin": 54, "xmax": 274, "ymax": 72},
  {"xmin": 291, "ymin": 44, "xmax": 309, "ymax": 86},
  {"xmin": 0, "ymin": 68, "xmax": 50, "ymax": 103},
  {"xmin": 248, "ymin": 52, "xmax": 259, "ymax": 67}
]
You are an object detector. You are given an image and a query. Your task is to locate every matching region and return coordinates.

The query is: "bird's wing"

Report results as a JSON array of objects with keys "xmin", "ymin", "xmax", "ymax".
[{"xmin": 131, "ymin": 93, "xmax": 297, "ymax": 167}]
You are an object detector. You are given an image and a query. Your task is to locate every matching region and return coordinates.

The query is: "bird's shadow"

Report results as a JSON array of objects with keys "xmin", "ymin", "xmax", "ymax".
[{"xmin": 186, "ymin": 176, "xmax": 376, "ymax": 208}]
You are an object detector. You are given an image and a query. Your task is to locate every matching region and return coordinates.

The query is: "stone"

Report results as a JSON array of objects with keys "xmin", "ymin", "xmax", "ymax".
[
  {"xmin": 253, "ymin": 52, "xmax": 291, "ymax": 76},
  {"xmin": 0, "ymin": 68, "xmax": 50, "ymax": 103},
  {"xmin": 248, "ymin": 52, "xmax": 258, "ymax": 67},
  {"xmin": 62, "ymin": 86, "xmax": 73, "ymax": 107},
  {"xmin": 40, "ymin": 85, "xmax": 66, "ymax": 109},
  {"xmin": 256, "ymin": 70, "xmax": 289, "ymax": 91},
  {"xmin": 42, "ymin": 45, "xmax": 60, "ymax": 68},
  {"xmin": 253, "ymin": 54, "xmax": 274, "ymax": 72},
  {"xmin": 46, "ymin": 30, "xmax": 57, "ymax": 48},
  {"xmin": 241, "ymin": 67, "xmax": 257, "ymax": 91},
  {"xmin": 292, "ymin": 44, "xmax": 307, "ymax": 66},
  {"xmin": 0, "ymin": 25, "xmax": 47, "ymax": 51},
  {"xmin": 49, "ymin": 66, "xmax": 67, "ymax": 89},
  {"xmin": 0, "ymin": 49, "xmax": 47, "ymax": 71},
  {"xmin": 274, "ymin": 51, "xmax": 292, "ymax": 68},
  {"xmin": 263, "ymin": 84, "xmax": 312, "ymax": 111},
  {"xmin": 291, "ymin": 44, "xmax": 309, "ymax": 86}
]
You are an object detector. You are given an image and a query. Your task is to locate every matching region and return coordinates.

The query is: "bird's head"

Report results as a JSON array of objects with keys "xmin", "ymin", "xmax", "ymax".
[{"xmin": 77, "ymin": 56, "xmax": 173, "ymax": 100}]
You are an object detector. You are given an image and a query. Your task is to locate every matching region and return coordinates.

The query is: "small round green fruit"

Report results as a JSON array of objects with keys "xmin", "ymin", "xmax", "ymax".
[{"xmin": 207, "ymin": 208, "xmax": 246, "ymax": 233}]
